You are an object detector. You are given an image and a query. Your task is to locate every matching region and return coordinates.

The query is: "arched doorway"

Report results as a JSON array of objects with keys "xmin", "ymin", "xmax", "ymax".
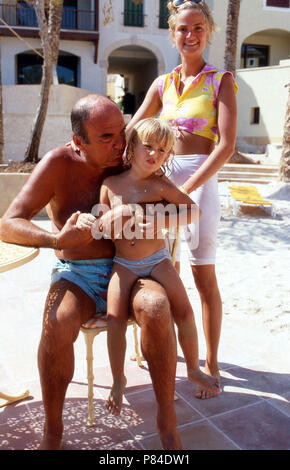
[
  {"xmin": 240, "ymin": 28, "xmax": 290, "ymax": 69},
  {"xmin": 17, "ymin": 50, "xmax": 80, "ymax": 86},
  {"xmin": 107, "ymin": 45, "xmax": 158, "ymax": 114}
]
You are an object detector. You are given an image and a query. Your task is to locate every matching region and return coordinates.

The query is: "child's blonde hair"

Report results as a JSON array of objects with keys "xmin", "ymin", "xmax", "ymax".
[
  {"xmin": 167, "ymin": 1, "xmax": 217, "ymax": 44},
  {"xmin": 125, "ymin": 118, "xmax": 175, "ymax": 171}
]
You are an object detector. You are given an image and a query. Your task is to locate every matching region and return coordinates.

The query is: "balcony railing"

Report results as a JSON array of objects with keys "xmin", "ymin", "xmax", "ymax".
[
  {"xmin": 0, "ymin": 3, "xmax": 96, "ymax": 31},
  {"xmin": 123, "ymin": 8, "xmax": 144, "ymax": 27}
]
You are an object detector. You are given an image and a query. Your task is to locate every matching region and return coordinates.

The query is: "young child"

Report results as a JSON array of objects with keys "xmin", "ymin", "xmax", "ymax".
[
  {"xmin": 94, "ymin": 118, "xmax": 220, "ymax": 415},
  {"xmin": 78, "ymin": 118, "xmax": 221, "ymax": 414}
]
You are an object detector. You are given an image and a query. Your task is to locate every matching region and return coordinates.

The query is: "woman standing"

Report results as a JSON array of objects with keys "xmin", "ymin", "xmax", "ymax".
[{"xmin": 127, "ymin": 0, "xmax": 238, "ymax": 399}]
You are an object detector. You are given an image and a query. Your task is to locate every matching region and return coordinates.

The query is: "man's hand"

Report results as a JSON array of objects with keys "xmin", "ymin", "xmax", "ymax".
[{"xmin": 55, "ymin": 211, "xmax": 95, "ymax": 249}]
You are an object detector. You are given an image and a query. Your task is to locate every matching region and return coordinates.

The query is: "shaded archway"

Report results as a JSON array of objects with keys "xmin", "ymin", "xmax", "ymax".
[{"xmin": 107, "ymin": 45, "xmax": 158, "ymax": 113}]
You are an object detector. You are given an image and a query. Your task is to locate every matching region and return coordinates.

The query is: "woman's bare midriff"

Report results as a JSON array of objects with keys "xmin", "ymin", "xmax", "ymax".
[{"xmin": 173, "ymin": 132, "xmax": 215, "ymax": 156}]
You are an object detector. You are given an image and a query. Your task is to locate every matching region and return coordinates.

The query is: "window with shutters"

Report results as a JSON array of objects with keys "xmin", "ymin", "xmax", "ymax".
[
  {"xmin": 159, "ymin": 0, "xmax": 169, "ymax": 29},
  {"xmin": 124, "ymin": 0, "xmax": 144, "ymax": 27}
]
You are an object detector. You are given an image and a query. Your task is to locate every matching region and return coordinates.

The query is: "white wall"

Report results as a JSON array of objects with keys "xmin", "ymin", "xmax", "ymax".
[
  {"xmin": 236, "ymin": 61, "xmax": 290, "ymax": 151},
  {"xmin": 3, "ymin": 84, "xmax": 91, "ymax": 162}
]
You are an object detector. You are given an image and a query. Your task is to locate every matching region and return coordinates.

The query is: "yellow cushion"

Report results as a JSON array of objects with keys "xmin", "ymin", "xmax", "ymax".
[{"xmin": 230, "ymin": 185, "xmax": 272, "ymax": 206}]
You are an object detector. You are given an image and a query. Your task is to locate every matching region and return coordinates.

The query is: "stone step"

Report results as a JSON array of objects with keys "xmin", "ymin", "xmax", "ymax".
[
  {"xmin": 218, "ymin": 163, "xmax": 278, "ymax": 183},
  {"xmin": 220, "ymin": 171, "xmax": 277, "ymax": 178},
  {"xmin": 218, "ymin": 177, "xmax": 275, "ymax": 184},
  {"xmin": 220, "ymin": 163, "xmax": 278, "ymax": 173}
]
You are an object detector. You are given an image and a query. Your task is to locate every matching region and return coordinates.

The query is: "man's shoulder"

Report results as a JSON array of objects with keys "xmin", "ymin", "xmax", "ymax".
[
  {"xmin": 38, "ymin": 144, "xmax": 76, "ymax": 170},
  {"xmin": 45, "ymin": 143, "xmax": 75, "ymax": 161},
  {"xmin": 103, "ymin": 168, "xmax": 126, "ymax": 185}
]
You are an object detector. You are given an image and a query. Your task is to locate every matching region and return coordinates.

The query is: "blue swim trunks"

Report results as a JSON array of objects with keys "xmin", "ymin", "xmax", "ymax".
[{"xmin": 51, "ymin": 258, "xmax": 113, "ymax": 314}]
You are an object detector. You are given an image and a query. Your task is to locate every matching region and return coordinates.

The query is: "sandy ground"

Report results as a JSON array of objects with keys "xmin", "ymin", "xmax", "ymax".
[
  {"xmin": 217, "ymin": 182, "xmax": 289, "ymax": 340},
  {"xmin": 178, "ymin": 181, "xmax": 290, "ymax": 368}
]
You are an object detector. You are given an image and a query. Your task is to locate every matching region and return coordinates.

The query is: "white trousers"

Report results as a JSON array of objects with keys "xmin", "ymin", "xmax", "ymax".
[{"xmin": 167, "ymin": 154, "xmax": 221, "ymax": 266}]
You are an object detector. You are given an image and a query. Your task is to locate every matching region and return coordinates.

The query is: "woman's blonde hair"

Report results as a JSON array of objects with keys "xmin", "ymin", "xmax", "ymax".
[
  {"xmin": 167, "ymin": 1, "xmax": 217, "ymax": 44},
  {"xmin": 125, "ymin": 118, "xmax": 175, "ymax": 171}
]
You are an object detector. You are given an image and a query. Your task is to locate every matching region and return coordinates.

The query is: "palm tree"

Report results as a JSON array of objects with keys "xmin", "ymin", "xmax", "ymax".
[
  {"xmin": 0, "ymin": 41, "xmax": 4, "ymax": 164},
  {"xmin": 24, "ymin": 0, "xmax": 63, "ymax": 163},
  {"xmin": 279, "ymin": 83, "xmax": 290, "ymax": 182},
  {"xmin": 223, "ymin": 0, "xmax": 253, "ymax": 163},
  {"xmin": 224, "ymin": 0, "xmax": 241, "ymax": 77}
]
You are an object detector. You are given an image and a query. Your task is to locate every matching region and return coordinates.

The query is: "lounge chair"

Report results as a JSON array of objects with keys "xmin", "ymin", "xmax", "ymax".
[{"xmin": 229, "ymin": 184, "xmax": 275, "ymax": 217}]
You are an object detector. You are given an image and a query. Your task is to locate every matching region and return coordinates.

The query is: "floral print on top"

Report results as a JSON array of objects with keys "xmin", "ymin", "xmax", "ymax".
[{"xmin": 158, "ymin": 63, "xmax": 238, "ymax": 142}]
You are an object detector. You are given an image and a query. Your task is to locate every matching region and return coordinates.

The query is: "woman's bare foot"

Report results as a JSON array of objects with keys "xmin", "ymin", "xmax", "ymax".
[
  {"xmin": 188, "ymin": 368, "xmax": 221, "ymax": 397},
  {"xmin": 106, "ymin": 376, "xmax": 127, "ymax": 416},
  {"xmin": 194, "ymin": 368, "xmax": 221, "ymax": 399}
]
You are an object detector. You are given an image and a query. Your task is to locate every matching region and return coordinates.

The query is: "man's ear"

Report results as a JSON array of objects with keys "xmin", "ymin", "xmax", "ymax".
[{"xmin": 72, "ymin": 134, "xmax": 84, "ymax": 150}]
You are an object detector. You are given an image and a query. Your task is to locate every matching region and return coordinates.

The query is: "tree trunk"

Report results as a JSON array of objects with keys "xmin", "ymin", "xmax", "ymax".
[
  {"xmin": 224, "ymin": 0, "xmax": 243, "ymax": 163},
  {"xmin": 24, "ymin": 60, "xmax": 53, "ymax": 162},
  {"xmin": 224, "ymin": 0, "xmax": 241, "ymax": 77},
  {"xmin": 279, "ymin": 83, "xmax": 290, "ymax": 182},
  {"xmin": 24, "ymin": 0, "xmax": 63, "ymax": 163},
  {"xmin": 49, "ymin": 0, "xmax": 63, "ymax": 82},
  {"xmin": 0, "ymin": 42, "xmax": 4, "ymax": 163}
]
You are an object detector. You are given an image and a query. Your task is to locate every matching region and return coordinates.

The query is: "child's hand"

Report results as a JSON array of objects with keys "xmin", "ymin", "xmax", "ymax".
[
  {"xmin": 76, "ymin": 213, "xmax": 96, "ymax": 230},
  {"xmin": 99, "ymin": 205, "xmax": 132, "ymax": 239},
  {"xmin": 138, "ymin": 214, "xmax": 164, "ymax": 239}
]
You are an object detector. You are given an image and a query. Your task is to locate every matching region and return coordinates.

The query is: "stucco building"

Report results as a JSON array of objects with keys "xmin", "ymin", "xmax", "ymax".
[{"xmin": 0, "ymin": 0, "xmax": 289, "ymax": 160}]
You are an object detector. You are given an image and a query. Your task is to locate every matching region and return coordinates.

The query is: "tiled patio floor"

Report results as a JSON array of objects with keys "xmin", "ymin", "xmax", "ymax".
[{"xmin": 1, "ymin": 219, "xmax": 289, "ymax": 450}]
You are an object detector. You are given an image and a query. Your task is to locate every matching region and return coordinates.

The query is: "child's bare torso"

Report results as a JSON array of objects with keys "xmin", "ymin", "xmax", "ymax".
[{"xmin": 106, "ymin": 172, "xmax": 169, "ymax": 260}]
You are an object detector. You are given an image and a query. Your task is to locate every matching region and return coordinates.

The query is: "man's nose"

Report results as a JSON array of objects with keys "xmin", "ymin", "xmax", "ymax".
[{"xmin": 114, "ymin": 133, "xmax": 126, "ymax": 149}]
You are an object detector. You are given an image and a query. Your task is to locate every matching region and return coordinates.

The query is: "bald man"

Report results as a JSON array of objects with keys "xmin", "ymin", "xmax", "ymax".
[{"xmin": 0, "ymin": 95, "xmax": 182, "ymax": 450}]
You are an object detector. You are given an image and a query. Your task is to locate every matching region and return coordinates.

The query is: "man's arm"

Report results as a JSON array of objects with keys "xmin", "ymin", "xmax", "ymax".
[
  {"xmin": 0, "ymin": 150, "xmax": 92, "ymax": 249},
  {"xmin": 0, "ymin": 152, "xmax": 58, "ymax": 248}
]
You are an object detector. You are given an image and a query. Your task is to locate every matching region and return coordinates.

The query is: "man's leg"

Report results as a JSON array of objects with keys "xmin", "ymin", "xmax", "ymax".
[
  {"xmin": 38, "ymin": 280, "xmax": 95, "ymax": 450},
  {"xmin": 130, "ymin": 278, "xmax": 183, "ymax": 450}
]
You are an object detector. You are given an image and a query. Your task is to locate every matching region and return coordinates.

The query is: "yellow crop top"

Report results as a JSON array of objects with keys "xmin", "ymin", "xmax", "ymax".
[{"xmin": 158, "ymin": 63, "xmax": 238, "ymax": 142}]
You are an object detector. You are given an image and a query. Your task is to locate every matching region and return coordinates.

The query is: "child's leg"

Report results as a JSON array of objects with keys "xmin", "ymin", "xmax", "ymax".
[
  {"xmin": 106, "ymin": 263, "xmax": 138, "ymax": 415},
  {"xmin": 151, "ymin": 259, "xmax": 220, "ymax": 395}
]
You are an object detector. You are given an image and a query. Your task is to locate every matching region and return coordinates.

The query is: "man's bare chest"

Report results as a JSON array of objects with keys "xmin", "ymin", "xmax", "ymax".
[{"xmin": 52, "ymin": 179, "xmax": 101, "ymax": 225}]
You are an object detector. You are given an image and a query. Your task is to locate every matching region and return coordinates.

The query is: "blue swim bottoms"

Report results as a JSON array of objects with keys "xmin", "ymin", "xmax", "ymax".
[
  {"xmin": 51, "ymin": 258, "xmax": 113, "ymax": 314},
  {"xmin": 113, "ymin": 248, "xmax": 171, "ymax": 277}
]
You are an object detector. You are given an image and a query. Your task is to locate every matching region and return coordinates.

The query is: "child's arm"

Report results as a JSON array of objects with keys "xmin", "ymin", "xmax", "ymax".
[
  {"xmin": 162, "ymin": 178, "xmax": 201, "ymax": 227},
  {"xmin": 137, "ymin": 178, "xmax": 200, "ymax": 238},
  {"xmin": 152, "ymin": 178, "xmax": 201, "ymax": 230},
  {"xmin": 97, "ymin": 179, "xmax": 133, "ymax": 240}
]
